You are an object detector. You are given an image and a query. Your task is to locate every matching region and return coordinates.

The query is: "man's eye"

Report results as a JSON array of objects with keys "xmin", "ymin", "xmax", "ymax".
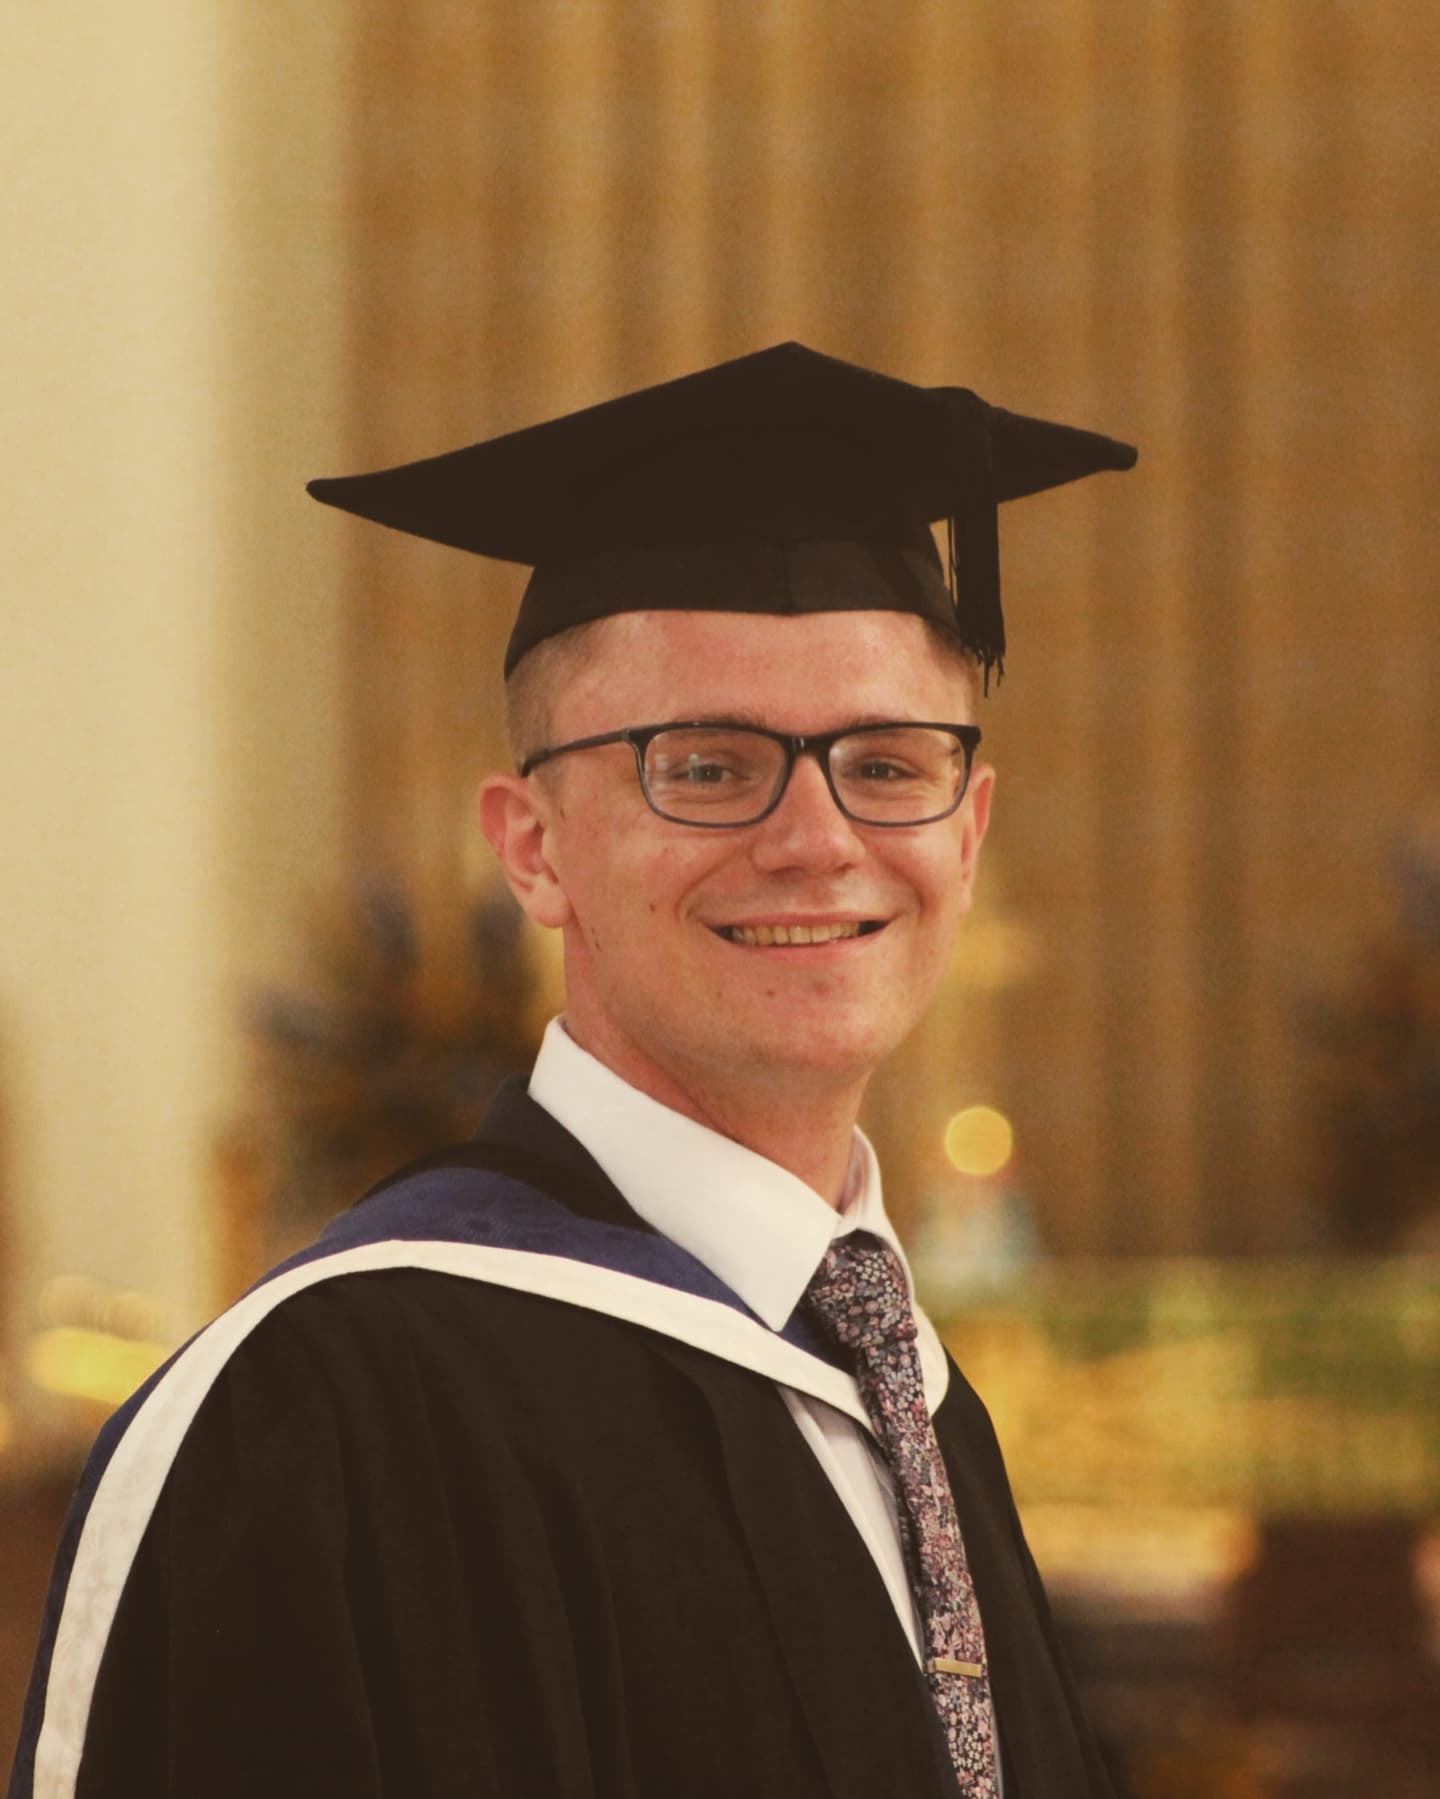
[
  {"xmin": 854, "ymin": 758, "xmax": 917, "ymax": 783},
  {"xmin": 676, "ymin": 758, "xmax": 735, "ymax": 785},
  {"xmin": 651, "ymin": 754, "xmax": 754, "ymax": 789}
]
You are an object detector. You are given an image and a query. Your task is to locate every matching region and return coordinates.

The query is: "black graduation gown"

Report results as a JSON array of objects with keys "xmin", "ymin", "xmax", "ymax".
[{"xmin": 10, "ymin": 1081, "xmax": 1114, "ymax": 1799}]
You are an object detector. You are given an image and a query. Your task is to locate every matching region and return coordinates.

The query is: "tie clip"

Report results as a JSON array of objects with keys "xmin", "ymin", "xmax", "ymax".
[{"xmin": 926, "ymin": 1657, "xmax": 984, "ymax": 1678}]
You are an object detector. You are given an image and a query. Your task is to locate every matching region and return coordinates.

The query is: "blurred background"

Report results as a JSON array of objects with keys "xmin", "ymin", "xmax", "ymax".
[{"xmin": 2, "ymin": 4, "xmax": 1437, "ymax": 1792}]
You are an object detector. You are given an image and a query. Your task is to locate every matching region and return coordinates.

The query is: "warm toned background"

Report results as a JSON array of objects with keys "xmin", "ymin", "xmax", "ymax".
[
  {"xmin": 330, "ymin": 1, "xmax": 1440, "ymax": 1260},
  {"xmin": 3, "ymin": 5, "xmax": 1438, "ymax": 1794}
]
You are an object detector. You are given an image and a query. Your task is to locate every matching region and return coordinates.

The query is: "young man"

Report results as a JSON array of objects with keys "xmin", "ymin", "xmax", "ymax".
[{"xmin": 12, "ymin": 345, "xmax": 1135, "ymax": 1797}]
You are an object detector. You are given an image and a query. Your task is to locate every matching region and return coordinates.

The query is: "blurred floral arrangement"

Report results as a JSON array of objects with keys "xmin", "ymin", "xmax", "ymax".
[
  {"xmin": 944, "ymin": 1257, "xmax": 1440, "ymax": 1519},
  {"xmin": 1305, "ymin": 811, "xmax": 1440, "ymax": 1251},
  {"xmin": 243, "ymin": 879, "xmax": 541, "ymax": 1243}
]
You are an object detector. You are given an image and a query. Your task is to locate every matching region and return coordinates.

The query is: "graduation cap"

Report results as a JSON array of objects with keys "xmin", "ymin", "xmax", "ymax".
[{"xmin": 307, "ymin": 342, "xmax": 1137, "ymax": 687}]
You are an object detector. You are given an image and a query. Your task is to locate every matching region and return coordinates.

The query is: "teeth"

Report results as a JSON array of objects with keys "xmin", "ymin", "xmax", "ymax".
[{"xmin": 725, "ymin": 921, "xmax": 864, "ymax": 947}]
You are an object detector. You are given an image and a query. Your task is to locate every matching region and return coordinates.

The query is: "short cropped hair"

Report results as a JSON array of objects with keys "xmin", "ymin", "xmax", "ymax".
[{"xmin": 504, "ymin": 617, "xmax": 615, "ymax": 766}]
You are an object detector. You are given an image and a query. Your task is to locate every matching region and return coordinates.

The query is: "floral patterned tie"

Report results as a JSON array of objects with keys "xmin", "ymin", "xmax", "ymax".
[{"xmin": 805, "ymin": 1233, "xmax": 1000, "ymax": 1797}]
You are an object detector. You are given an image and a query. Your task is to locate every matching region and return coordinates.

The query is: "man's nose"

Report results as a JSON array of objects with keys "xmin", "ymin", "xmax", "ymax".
[{"xmin": 748, "ymin": 751, "xmax": 864, "ymax": 869}]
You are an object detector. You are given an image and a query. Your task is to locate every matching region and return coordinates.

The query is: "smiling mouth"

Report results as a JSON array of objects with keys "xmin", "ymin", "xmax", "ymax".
[{"xmin": 714, "ymin": 921, "xmax": 888, "ymax": 947}]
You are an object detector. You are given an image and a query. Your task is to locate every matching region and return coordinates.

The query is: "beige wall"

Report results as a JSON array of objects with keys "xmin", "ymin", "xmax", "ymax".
[{"xmin": 2, "ymin": 6, "xmax": 352, "ymax": 1353}]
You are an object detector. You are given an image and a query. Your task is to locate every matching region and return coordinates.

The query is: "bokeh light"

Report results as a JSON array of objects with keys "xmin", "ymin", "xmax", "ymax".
[{"xmin": 943, "ymin": 1105, "xmax": 1014, "ymax": 1177}]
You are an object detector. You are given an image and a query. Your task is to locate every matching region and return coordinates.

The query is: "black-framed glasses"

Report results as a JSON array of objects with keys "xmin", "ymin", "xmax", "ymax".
[{"xmin": 520, "ymin": 720, "xmax": 982, "ymax": 828}]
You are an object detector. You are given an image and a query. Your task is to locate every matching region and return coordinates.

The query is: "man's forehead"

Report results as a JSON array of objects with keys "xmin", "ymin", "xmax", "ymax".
[{"xmin": 547, "ymin": 607, "xmax": 977, "ymax": 728}]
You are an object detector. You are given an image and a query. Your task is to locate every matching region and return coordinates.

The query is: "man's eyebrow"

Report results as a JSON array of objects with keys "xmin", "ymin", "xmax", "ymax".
[
  {"xmin": 684, "ymin": 709, "xmax": 770, "ymax": 728},
  {"xmin": 676, "ymin": 710, "xmax": 921, "ymax": 730}
]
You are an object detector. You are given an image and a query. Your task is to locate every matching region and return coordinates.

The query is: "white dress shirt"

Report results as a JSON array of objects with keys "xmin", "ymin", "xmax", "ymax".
[{"xmin": 528, "ymin": 1016, "xmax": 952, "ymax": 1663}]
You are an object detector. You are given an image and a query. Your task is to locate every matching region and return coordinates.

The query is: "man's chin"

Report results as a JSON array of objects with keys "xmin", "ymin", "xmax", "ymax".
[{"xmin": 722, "ymin": 1019, "xmax": 904, "ymax": 1091}]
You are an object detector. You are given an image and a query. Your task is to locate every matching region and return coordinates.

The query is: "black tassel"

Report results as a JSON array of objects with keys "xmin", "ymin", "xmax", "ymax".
[{"xmin": 941, "ymin": 388, "xmax": 1005, "ymax": 691}]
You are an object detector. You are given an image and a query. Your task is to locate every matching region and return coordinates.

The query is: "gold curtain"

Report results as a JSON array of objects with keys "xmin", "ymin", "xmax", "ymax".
[{"xmin": 324, "ymin": 1, "xmax": 1439, "ymax": 1255}]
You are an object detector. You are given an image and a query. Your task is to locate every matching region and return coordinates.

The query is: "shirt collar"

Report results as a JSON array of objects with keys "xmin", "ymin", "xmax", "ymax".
[{"xmin": 527, "ymin": 1017, "xmax": 912, "ymax": 1333}]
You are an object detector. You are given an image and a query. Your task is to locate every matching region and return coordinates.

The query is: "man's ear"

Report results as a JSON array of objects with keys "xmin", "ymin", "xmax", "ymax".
[
  {"xmin": 954, "ymin": 760, "xmax": 995, "ymax": 916},
  {"xmin": 477, "ymin": 773, "xmax": 573, "ymax": 929}
]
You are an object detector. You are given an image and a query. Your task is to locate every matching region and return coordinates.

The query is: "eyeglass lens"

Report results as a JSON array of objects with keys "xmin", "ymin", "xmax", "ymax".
[{"xmin": 642, "ymin": 726, "xmax": 968, "ymax": 825}]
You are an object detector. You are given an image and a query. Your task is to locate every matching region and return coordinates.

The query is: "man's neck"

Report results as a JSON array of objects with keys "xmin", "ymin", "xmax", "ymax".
[
  {"xmin": 561, "ymin": 1021, "xmax": 866, "ymax": 1209},
  {"xmin": 669, "ymin": 1082, "xmax": 863, "ymax": 1209}
]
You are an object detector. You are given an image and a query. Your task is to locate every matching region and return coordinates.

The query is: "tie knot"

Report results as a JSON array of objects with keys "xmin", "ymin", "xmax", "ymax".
[{"xmin": 804, "ymin": 1234, "xmax": 916, "ymax": 1353}]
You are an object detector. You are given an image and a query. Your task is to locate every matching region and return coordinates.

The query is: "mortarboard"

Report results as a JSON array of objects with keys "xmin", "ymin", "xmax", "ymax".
[{"xmin": 307, "ymin": 342, "xmax": 1137, "ymax": 687}]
